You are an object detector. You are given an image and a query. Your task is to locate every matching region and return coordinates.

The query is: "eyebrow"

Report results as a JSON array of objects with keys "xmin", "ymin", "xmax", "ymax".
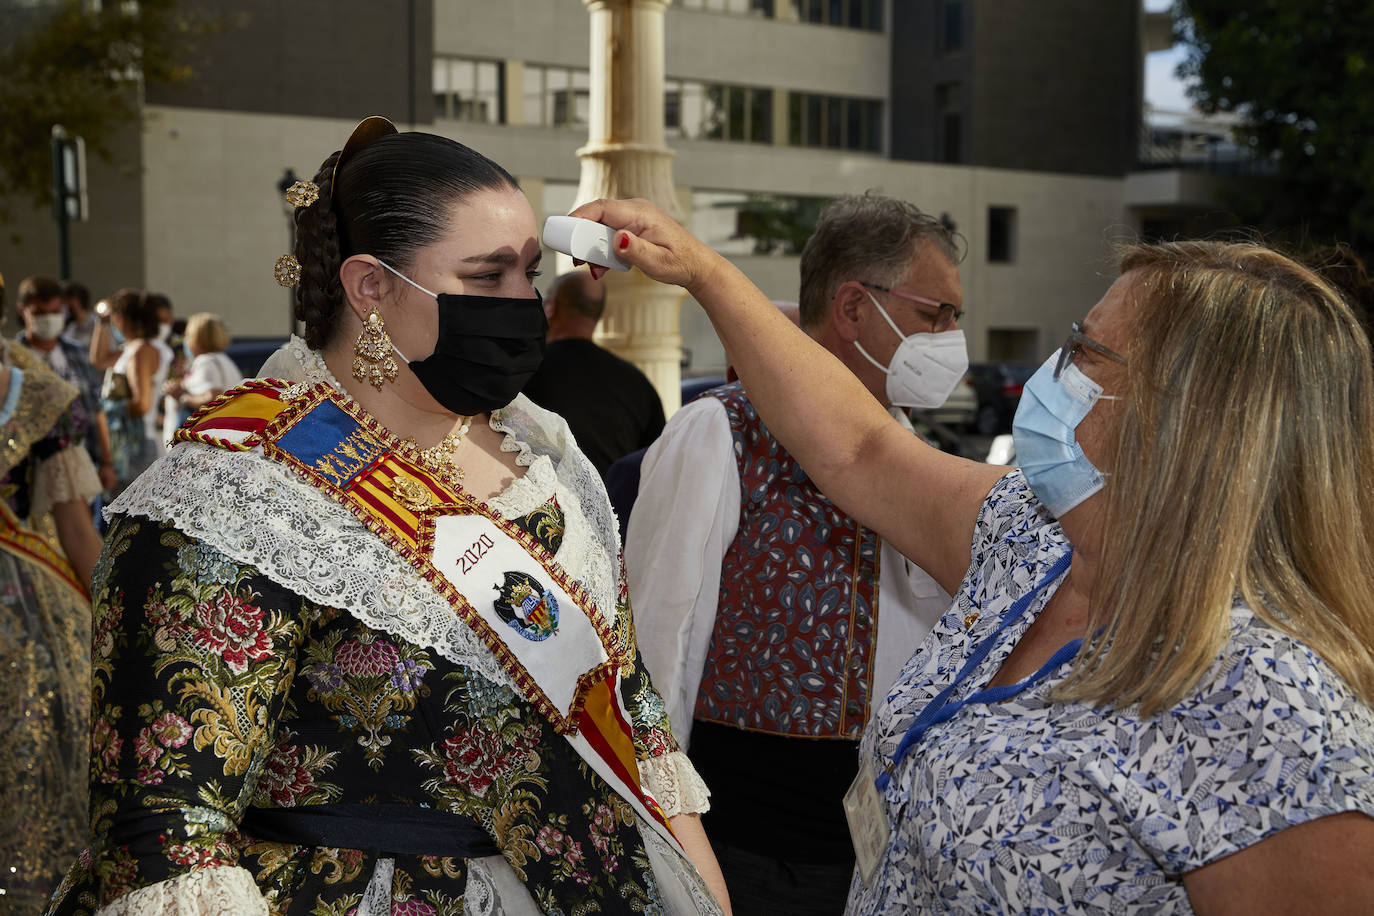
[
  {"xmin": 463, "ymin": 250, "xmax": 543, "ymax": 268},
  {"xmin": 463, "ymin": 251, "xmax": 519, "ymax": 266}
]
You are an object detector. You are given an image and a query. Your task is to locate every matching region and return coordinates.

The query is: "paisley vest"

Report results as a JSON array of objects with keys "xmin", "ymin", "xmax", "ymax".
[{"xmin": 693, "ymin": 384, "xmax": 880, "ymax": 740}]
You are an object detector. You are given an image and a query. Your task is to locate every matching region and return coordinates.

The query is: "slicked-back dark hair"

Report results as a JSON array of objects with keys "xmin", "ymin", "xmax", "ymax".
[
  {"xmin": 798, "ymin": 193, "xmax": 963, "ymax": 330},
  {"xmin": 292, "ymin": 131, "xmax": 519, "ymax": 349}
]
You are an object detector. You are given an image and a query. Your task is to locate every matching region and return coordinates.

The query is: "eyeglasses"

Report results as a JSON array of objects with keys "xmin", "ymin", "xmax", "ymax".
[
  {"xmin": 859, "ymin": 281, "xmax": 964, "ymax": 332},
  {"xmin": 1055, "ymin": 321, "xmax": 1126, "ymax": 380}
]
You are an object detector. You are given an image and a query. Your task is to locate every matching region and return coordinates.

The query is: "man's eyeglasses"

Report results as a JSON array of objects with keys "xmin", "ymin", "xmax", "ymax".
[
  {"xmin": 860, "ymin": 281, "xmax": 963, "ymax": 332},
  {"xmin": 1055, "ymin": 321, "xmax": 1126, "ymax": 380}
]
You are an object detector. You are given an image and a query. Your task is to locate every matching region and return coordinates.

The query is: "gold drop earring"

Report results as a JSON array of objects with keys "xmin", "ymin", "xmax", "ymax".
[{"xmin": 352, "ymin": 307, "xmax": 399, "ymax": 390}]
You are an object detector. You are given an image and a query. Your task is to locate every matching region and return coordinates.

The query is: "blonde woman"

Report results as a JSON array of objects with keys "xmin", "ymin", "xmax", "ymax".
[
  {"xmin": 574, "ymin": 197, "xmax": 1374, "ymax": 915},
  {"xmin": 162, "ymin": 312, "xmax": 242, "ymax": 414}
]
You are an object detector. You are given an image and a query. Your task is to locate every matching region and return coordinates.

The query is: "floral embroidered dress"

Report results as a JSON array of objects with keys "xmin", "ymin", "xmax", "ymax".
[
  {"xmin": 0, "ymin": 340, "xmax": 103, "ymax": 914},
  {"xmin": 46, "ymin": 339, "xmax": 716, "ymax": 916},
  {"xmin": 848, "ymin": 470, "xmax": 1374, "ymax": 915}
]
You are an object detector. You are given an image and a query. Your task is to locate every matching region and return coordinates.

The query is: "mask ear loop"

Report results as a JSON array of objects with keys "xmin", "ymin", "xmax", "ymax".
[
  {"xmin": 853, "ymin": 289, "xmax": 908, "ymax": 375},
  {"xmin": 864, "ymin": 289, "xmax": 908, "ymax": 341},
  {"xmin": 374, "ymin": 257, "xmax": 440, "ymax": 364}
]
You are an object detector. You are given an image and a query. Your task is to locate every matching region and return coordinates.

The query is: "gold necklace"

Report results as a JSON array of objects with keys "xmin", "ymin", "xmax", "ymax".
[{"xmin": 404, "ymin": 415, "xmax": 473, "ymax": 482}]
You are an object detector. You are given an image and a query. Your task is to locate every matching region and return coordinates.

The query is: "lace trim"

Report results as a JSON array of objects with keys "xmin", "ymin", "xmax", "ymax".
[
  {"xmin": 108, "ymin": 443, "xmax": 518, "ymax": 690},
  {"xmin": 96, "ymin": 866, "xmax": 268, "ymax": 916},
  {"xmin": 639, "ymin": 750, "xmax": 711, "ymax": 818},
  {"xmin": 357, "ymin": 857, "xmax": 395, "ymax": 916},
  {"xmin": 487, "ymin": 452, "xmax": 556, "ymax": 520},
  {"xmin": 32, "ymin": 443, "xmax": 102, "ymax": 517}
]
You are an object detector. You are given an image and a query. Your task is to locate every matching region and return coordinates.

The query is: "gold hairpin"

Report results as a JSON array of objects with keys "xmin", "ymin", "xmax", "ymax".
[
  {"xmin": 274, "ymin": 254, "xmax": 301, "ymax": 287},
  {"xmin": 284, "ymin": 180, "xmax": 319, "ymax": 208}
]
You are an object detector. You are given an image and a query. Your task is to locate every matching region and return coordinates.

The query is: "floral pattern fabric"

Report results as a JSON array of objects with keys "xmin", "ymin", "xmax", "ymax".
[
  {"xmin": 848, "ymin": 470, "xmax": 1374, "ymax": 915},
  {"xmin": 48, "ymin": 496, "xmax": 685, "ymax": 916},
  {"xmin": 695, "ymin": 382, "xmax": 880, "ymax": 739}
]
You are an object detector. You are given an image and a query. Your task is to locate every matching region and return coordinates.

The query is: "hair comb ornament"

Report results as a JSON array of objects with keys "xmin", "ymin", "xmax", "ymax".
[
  {"xmin": 332, "ymin": 116, "xmax": 399, "ymax": 186},
  {"xmin": 274, "ymin": 254, "xmax": 302, "ymax": 287},
  {"xmin": 284, "ymin": 180, "xmax": 319, "ymax": 208}
]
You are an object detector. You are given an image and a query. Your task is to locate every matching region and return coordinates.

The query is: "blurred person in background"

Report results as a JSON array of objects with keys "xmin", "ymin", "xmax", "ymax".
[
  {"xmin": 151, "ymin": 292, "xmax": 176, "ymax": 347},
  {"xmin": 91, "ymin": 289, "xmax": 169, "ymax": 491},
  {"xmin": 522, "ymin": 270, "xmax": 665, "ymax": 479},
  {"xmin": 15, "ymin": 277, "xmax": 117, "ymax": 493},
  {"xmin": 143, "ymin": 293, "xmax": 179, "ymax": 446},
  {"xmin": 162, "ymin": 312, "xmax": 242, "ymax": 418},
  {"xmin": 0, "ymin": 268, "xmax": 105, "ymax": 914},
  {"xmin": 579, "ymin": 196, "xmax": 1374, "ymax": 915},
  {"xmin": 160, "ymin": 316, "xmax": 192, "ymax": 443},
  {"xmin": 60, "ymin": 281, "xmax": 96, "ymax": 350}
]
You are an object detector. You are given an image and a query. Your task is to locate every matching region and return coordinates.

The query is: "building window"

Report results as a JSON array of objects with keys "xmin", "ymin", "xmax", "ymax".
[
  {"xmin": 522, "ymin": 64, "xmax": 590, "ymax": 128},
  {"xmin": 792, "ymin": 0, "xmax": 882, "ymax": 30},
  {"xmin": 666, "ymin": 80, "xmax": 772, "ymax": 143},
  {"xmin": 680, "ymin": 0, "xmax": 774, "ymax": 14},
  {"xmin": 433, "ymin": 57, "xmax": 504, "ymax": 123},
  {"xmin": 988, "ymin": 206, "xmax": 1017, "ymax": 263},
  {"xmin": 939, "ymin": 0, "xmax": 964, "ymax": 53},
  {"xmin": 935, "ymin": 82, "xmax": 962, "ymax": 163},
  {"xmin": 987, "ymin": 328, "xmax": 1041, "ymax": 364},
  {"xmin": 787, "ymin": 92, "xmax": 882, "ymax": 152},
  {"xmin": 693, "ymin": 190, "xmax": 831, "ymax": 256}
]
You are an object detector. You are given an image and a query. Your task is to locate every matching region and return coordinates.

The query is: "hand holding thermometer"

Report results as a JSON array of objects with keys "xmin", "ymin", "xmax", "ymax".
[{"xmin": 542, "ymin": 216, "xmax": 631, "ymax": 273}]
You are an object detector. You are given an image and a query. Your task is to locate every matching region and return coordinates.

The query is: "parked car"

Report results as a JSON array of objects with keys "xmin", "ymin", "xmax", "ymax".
[{"xmin": 967, "ymin": 362, "xmax": 1037, "ymax": 436}]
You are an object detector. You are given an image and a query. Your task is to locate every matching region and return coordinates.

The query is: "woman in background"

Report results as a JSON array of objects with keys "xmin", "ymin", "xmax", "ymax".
[
  {"xmin": 162, "ymin": 312, "xmax": 241, "ymax": 419},
  {"xmin": 91, "ymin": 289, "xmax": 168, "ymax": 491},
  {"xmin": 0, "ymin": 270, "xmax": 104, "ymax": 913}
]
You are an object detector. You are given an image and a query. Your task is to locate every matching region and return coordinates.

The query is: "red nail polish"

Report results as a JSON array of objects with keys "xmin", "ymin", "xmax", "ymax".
[{"xmin": 618, "ymin": 234, "xmax": 630, "ymax": 250}]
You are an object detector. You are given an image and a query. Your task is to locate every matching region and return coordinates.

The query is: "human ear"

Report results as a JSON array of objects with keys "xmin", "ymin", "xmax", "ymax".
[
  {"xmin": 338, "ymin": 255, "xmax": 384, "ymax": 322},
  {"xmin": 831, "ymin": 280, "xmax": 866, "ymax": 343}
]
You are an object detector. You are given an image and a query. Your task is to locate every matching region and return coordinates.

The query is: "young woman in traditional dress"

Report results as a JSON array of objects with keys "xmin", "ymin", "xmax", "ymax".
[{"xmin": 46, "ymin": 120, "xmax": 729, "ymax": 916}]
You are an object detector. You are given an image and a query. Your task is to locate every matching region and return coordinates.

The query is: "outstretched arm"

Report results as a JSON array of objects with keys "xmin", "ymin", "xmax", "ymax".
[{"xmin": 568, "ymin": 198, "xmax": 1005, "ymax": 594}]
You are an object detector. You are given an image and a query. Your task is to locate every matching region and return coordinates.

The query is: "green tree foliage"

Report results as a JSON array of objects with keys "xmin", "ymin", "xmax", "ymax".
[
  {"xmin": 1174, "ymin": 1, "xmax": 1374, "ymax": 253},
  {"xmin": 0, "ymin": 0, "xmax": 203, "ymax": 211},
  {"xmin": 735, "ymin": 195, "xmax": 831, "ymax": 256}
]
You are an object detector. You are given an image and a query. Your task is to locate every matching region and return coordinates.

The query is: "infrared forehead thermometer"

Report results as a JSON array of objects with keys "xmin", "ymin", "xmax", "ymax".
[{"xmin": 542, "ymin": 215, "xmax": 631, "ymax": 272}]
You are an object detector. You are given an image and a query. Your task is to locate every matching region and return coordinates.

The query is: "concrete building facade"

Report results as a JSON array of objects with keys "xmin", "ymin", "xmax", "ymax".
[{"xmin": 3, "ymin": 0, "xmax": 1159, "ymax": 380}]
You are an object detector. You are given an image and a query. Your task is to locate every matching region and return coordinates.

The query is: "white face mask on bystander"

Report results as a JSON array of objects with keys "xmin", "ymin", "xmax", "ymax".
[
  {"xmin": 31, "ymin": 314, "xmax": 67, "ymax": 342},
  {"xmin": 854, "ymin": 291, "xmax": 969, "ymax": 408}
]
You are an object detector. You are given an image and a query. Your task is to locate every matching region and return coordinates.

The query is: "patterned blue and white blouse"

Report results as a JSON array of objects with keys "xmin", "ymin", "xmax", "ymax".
[{"xmin": 847, "ymin": 470, "xmax": 1374, "ymax": 914}]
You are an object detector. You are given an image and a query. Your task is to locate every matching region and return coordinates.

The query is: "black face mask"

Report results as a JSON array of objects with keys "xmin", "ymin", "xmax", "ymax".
[{"xmin": 379, "ymin": 260, "xmax": 548, "ymax": 415}]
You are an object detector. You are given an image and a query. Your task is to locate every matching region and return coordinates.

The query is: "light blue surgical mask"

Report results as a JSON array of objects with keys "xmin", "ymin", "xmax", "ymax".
[
  {"xmin": 1011, "ymin": 350, "xmax": 1118, "ymax": 518},
  {"xmin": 0, "ymin": 367, "xmax": 24, "ymax": 426}
]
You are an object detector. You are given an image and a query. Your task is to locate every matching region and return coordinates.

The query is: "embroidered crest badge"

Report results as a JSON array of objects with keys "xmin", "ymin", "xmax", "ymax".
[
  {"xmin": 493, "ymin": 570, "xmax": 560, "ymax": 641},
  {"xmin": 391, "ymin": 476, "xmax": 432, "ymax": 512}
]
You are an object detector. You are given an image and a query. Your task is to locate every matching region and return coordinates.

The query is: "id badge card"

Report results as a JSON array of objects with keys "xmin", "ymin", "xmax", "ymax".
[{"xmin": 843, "ymin": 757, "xmax": 891, "ymax": 885}]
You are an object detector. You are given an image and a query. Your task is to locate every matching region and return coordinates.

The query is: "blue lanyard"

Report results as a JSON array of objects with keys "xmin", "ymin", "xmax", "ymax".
[{"xmin": 876, "ymin": 550, "xmax": 1075, "ymax": 792}]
